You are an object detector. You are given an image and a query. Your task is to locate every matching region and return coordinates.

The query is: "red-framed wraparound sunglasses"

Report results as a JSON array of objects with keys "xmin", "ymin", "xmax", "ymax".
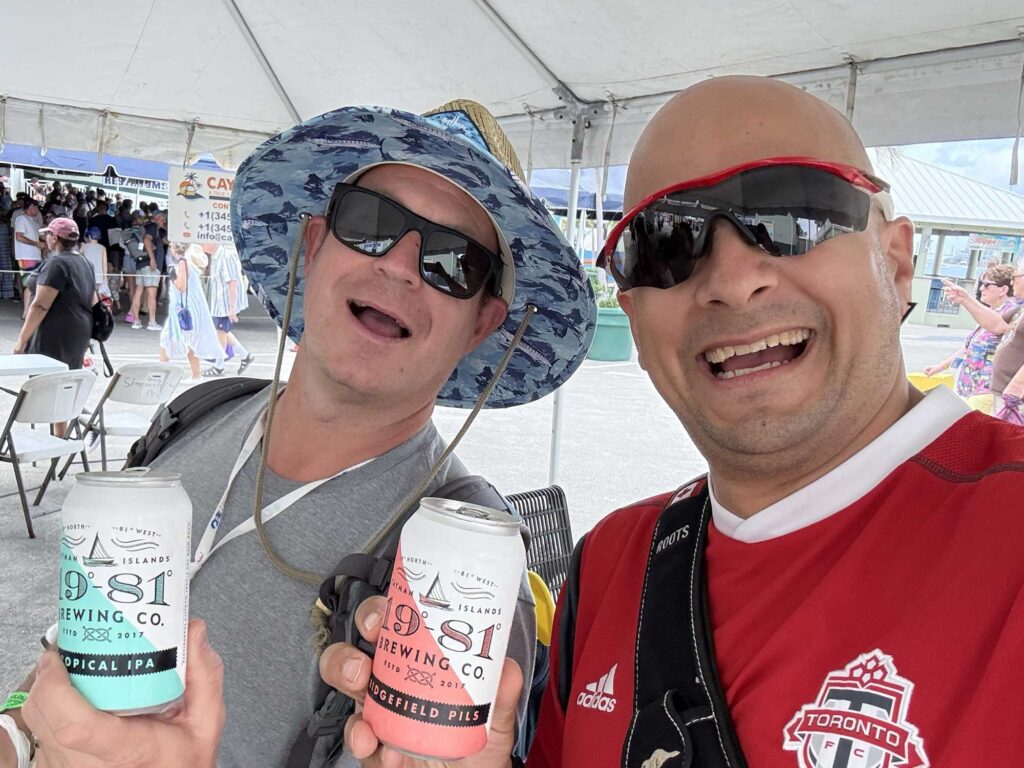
[{"xmin": 597, "ymin": 157, "xmax": 894, "ymax": 292}]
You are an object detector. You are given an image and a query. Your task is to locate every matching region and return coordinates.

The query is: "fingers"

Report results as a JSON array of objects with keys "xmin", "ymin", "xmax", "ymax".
[
  {"xmin": 181, "ymin": 620, "xmax": 225, "ymax": 745},
  {"xmin": 342, "ymin": 711, "xmax": 380, "ymax": 762},
  {"xmin": 485, "ymin": 658, "xmax": 524, "ymax": 746},
  {"xmin": 319, "ymin": 643, "xmax": 371, "ymax": 703},
  {"xmin": 317, "ymin": 596, "xmax": 385, "ymax": 699},
  {"xmin": 353, "ymin": 595, "xmax": 387, "ymax": 645},
  {"xmin": 23, "ymin": 651, "xmax": 134, "ymax": 763}
]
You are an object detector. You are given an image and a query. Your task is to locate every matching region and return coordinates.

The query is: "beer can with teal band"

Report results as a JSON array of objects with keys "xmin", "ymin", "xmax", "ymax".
[{"xmin": 58, "ymin": 470, "xmax": 192, "ymax": 715}]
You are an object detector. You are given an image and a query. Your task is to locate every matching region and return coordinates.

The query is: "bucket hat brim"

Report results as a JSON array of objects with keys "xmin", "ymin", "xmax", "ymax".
[{"xmin": 231, "ymin": 104, "xmax": 596, "ymax": 408}]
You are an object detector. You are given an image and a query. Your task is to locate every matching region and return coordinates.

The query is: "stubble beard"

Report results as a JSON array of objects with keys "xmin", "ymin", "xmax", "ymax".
[{"xmin": 680, "ymin": 241, "xmax": 904, "ymax": 482}]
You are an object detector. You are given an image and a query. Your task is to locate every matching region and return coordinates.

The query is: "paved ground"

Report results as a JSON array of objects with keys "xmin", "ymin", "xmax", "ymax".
[{"xmin": 0, "ymin": 296, "xmax": 968, "ymax": 689}]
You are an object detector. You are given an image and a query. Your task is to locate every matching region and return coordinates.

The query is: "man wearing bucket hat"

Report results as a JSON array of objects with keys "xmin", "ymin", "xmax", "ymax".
[{"xmin": 6, "ymin": 101, "xmax": 594, "ymax": 768}]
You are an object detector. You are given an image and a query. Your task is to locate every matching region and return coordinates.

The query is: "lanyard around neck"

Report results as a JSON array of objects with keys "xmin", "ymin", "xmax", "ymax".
[{"xmin": 189, "ymin": 408, "xmax": 372, "ymax": 577}]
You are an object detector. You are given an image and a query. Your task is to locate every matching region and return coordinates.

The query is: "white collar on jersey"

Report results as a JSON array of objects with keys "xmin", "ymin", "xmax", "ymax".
[{"xmin": 709, "ymin": 386, "xmax": 970, "ymax": 543}]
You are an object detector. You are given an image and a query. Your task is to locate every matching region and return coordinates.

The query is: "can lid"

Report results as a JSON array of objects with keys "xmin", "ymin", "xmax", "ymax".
[
  {"xmin": 76, "ymin": 468, "xmax": 182, "ymax": 488},
  {"xmin": 419, "ymin": 497, "xmax": 522, "ymax": 534}
]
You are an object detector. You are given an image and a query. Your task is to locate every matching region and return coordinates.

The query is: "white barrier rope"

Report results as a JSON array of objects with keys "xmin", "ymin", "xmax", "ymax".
[{"xmin": 0, "ymin": 268, "xmax": 219, "ymax": 283}]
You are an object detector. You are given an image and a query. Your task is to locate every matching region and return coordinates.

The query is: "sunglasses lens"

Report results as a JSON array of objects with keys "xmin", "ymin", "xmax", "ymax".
[
  {"xmin": 422, "ymin": 231, "xmax": 493, "ymax": 298},
  {"xmin": 332, "ymin": 189, "xmax": 406, "ymax": 255},
  {"xmin": 609, "ymin": 166, "xmax": 873, "ymax": 291},
  {"xmin": 330, "ymin": 184, "xmax": 498, "ymax": 299}
]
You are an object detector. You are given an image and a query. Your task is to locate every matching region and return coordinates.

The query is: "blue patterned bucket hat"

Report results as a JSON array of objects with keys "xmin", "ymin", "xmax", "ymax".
[{"xmin": 231, "ymin": 100, "xmax": 596, "ymax": 408}]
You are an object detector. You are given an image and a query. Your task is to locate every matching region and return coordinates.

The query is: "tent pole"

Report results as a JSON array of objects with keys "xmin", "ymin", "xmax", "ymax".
[
  {"xmin": 548, "ymin": 115, "xmax": 586, "ymax": 487},
  {"xmin": 844, "ymin": 58, "xmax": 859, "ymax": 122}
]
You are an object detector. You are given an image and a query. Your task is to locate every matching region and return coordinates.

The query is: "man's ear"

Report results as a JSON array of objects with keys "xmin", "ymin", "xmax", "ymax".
[
  {"xmin": 882, "ymin": 216, "xmax": 915, "ymax": 307},
  {"xmin": 303, "ymin": 215, "xmax": 329, "ymax": 271},
  {"xmin": 617, "ymin": 290, "xmax": 645, "ymax": 370},
  {"xmin": 466, "ymin": 295, "xmax": 509, "ymax": 352}
]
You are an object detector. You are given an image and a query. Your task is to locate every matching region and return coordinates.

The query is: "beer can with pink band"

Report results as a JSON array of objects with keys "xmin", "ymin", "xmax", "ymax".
[{"xmin": 362, "ymin": 497, "xmax": 526, "ymax": 760}]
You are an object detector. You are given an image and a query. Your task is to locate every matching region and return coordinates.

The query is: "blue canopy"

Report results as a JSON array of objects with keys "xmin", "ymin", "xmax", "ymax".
[
  {"xmin": 0, "ymin": 143, "xmax": 224, "ymax": 181},
  {"xmin": 529, "ymin": 167, "xmax": 625, "ymax": 213}
]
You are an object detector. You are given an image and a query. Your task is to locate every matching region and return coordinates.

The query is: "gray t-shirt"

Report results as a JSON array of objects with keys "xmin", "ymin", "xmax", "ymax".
[{"xmin": 153, "ymin": 392, "xmax": 535, "ymax": 767}]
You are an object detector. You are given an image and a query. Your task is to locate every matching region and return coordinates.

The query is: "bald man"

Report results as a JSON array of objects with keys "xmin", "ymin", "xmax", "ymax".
[{"xmin": 525, "ymin": 76, "xmax": 1024, "ymax": 768}]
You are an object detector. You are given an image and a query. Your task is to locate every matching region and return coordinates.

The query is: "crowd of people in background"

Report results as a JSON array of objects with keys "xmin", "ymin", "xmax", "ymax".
[{"xmin": 0, "ymin": 178, "xmax": 254, "ymax": 381}]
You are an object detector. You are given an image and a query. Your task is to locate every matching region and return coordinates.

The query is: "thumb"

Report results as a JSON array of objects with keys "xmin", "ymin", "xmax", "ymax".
[
  {"xmin": 24, "ymin": 652, "xmax": 135, "ymax": 762},
  {"xmin": 485, "ymin": 658, "xmax": 523, "ymax": 745}
]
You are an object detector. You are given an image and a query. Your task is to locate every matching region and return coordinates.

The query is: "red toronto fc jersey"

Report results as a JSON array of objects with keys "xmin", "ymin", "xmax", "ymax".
[{"xmin": 530, "ymin": 408, "xmax": 1024, "ymax": 768}]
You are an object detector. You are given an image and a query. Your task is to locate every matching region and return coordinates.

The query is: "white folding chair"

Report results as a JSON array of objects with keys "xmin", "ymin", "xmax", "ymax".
[
  {"xmin": 59, "ymin": 362, "xmax": 183, "ymax": 477},
  {"xmin": 0, "ymin": 370, "xmax": 97, "ymax": 538}
]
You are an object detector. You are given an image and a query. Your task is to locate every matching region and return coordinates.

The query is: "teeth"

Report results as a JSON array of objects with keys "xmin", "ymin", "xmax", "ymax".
[
  {"xmin": 704, "ymin": 328, "xmax": 810, "ymax": 364},
  {"xmin": 715, "ymin": 359, "xmax": 791, "ymax": 379}
]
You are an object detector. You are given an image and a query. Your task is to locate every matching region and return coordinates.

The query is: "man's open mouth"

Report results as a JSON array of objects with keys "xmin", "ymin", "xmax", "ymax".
[
  {"xmin": 702, "ymin": 328, "xmax": 813, "ymax": 380},
  {"xmin": 348, "ymin": 300, "xmax": 411, "ymax": 339}
]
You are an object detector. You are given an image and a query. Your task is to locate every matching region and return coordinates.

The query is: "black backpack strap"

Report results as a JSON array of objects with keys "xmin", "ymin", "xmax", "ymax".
[
  {"xmin": 284, "ymin": 553, "xmax": 393, "ymax": 768},
  {"xmin": 553, "ymin": 485, "xmax": 747, "ymax": 768},
  {"xmin": 285, "ymin": 474, "xmax": 516, "ymax": 767},
  {"xmin": 125, "ymin": 377, "xmax": 270, "ymax": 467},
  {"xmin": 621, "ymin": 487, "xmax": 747, "ymax": 768},
  {"xmin": 556, "ymin": 537, "xmax": 585, "ymax": 712}
]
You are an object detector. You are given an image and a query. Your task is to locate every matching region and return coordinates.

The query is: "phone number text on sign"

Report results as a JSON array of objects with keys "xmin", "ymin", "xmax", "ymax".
[{"xmin": 167, "ymin": 168, "xmax": 237, "ymax": 246}]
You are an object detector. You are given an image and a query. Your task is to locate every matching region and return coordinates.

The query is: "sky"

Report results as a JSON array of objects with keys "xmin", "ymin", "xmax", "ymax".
[
  {"xmin": 897, "ymin": 138, "xmax": 1020, "ymax": 192},
  {"xmin": 532, "ymin": 138, "xmax": 1023, "ymax": 205}
]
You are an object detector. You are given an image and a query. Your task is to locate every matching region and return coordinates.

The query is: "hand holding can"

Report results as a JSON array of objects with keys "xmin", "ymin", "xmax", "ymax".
[
  {"xmin": 319, "ymin": 597, "xmax": 523, "ymax": 768},
  {"xmin": 23, "ymin": 620, "xmax": 225, "ymax": 768},
  {"xmin": 359, "ymin": 499, "xmax": 526, "ymax": 761}
]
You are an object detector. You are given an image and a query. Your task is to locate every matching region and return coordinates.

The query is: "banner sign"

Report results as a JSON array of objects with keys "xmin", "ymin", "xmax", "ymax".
[
  {"xmin": 167, "ymin": 169, "xmax": 235, "ymax": 245},
  {"xmin": 103, "ymin": 172, "xmax": 170, "ymax": 192},
  {"xmin": 967, "ymin": 233, "xmax": 1021, "ymax": 255}
]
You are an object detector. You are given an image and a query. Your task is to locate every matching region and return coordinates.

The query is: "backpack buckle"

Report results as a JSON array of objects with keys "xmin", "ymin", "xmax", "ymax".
[{"xmin": 306, "ymin": 690, "xmax": 353, "ymax": 739}]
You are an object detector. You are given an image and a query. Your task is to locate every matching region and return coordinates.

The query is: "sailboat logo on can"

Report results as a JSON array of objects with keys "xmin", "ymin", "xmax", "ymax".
[
  {"xmin": 419, "ymin": 574, "xmax": 453, "ymax": 610},
  {"xmin": 81, "ymin": 534, "xmax": 117, "ymax": 567}
]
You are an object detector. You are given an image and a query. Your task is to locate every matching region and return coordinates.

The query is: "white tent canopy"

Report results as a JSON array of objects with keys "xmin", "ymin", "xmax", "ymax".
[{"xmin": 2, "ymin": 0, "xmax": 1023, "ymax": 172}]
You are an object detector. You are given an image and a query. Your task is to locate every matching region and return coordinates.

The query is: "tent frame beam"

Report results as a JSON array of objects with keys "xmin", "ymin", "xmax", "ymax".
[
  {"xmin": 497, "ymin": 36, "xmax": 1024, "ymax": 125},
  {"xmin": 221, "ymin": 0, "xmax": 302, "ymax": 124},
  {"xmin": 1, "ymin": 93, "xmax": 275, "ymax": 142},
  {"xmin": 472, "ymin": 0, "xmax": 582, "ymax": 106}
]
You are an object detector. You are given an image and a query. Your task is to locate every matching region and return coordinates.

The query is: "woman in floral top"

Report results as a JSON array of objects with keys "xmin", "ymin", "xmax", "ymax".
[{"xmin": 924, "ymin": 264, "xmax": 1017, "ymax": 404}]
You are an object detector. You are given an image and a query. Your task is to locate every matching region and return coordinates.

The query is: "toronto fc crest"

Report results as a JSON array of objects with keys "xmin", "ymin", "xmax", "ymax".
[{"xmin": 783, "ymin": 650, "xmax": 929, "ymax": 768}]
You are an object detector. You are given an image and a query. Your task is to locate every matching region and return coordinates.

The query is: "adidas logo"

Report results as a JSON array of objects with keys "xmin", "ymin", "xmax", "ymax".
[{"xmin": 576, "ymin": 663, "xmax": 618, "ymax": 712}]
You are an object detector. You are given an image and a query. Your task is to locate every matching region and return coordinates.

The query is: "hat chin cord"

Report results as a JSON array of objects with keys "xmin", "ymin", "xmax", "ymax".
[{"xmin": 250, "ymin": 213, "xmax": 537, "ymax": 601}]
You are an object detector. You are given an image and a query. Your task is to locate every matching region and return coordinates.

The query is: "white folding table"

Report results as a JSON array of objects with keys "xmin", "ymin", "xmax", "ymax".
[{"xmin": 0, "ymin": 354, "xmax": 69, "ymax": 395}]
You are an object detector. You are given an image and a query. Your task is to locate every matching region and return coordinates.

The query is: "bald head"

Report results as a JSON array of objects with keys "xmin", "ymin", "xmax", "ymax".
[{"xmin": 624, "ymin": 76, "xmax": 872, "ymax": 208}]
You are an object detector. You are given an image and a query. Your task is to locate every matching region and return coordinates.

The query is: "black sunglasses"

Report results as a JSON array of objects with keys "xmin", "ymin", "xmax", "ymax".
[{"xmin": 326, "ymin": 183, "xmax": 502, "ymax": 300}]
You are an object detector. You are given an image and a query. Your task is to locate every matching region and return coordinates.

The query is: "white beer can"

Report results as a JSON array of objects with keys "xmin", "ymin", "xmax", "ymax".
[
  {"xmin": 362, "ymin": 497, "xmax": 527, "ymax": 760},
  {"xmin": 58, "ymin": 469, "xmax": 192, "ymax": 715}
]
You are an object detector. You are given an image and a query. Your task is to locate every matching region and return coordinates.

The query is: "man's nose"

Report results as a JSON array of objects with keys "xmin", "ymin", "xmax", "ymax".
[
  {"xmin": 691, "ymin": 219, "xmax": 779, "ymax": 308},
  {"xmin": 375, "ymin": 230, "xmax": 422, "ymax": 287}
]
